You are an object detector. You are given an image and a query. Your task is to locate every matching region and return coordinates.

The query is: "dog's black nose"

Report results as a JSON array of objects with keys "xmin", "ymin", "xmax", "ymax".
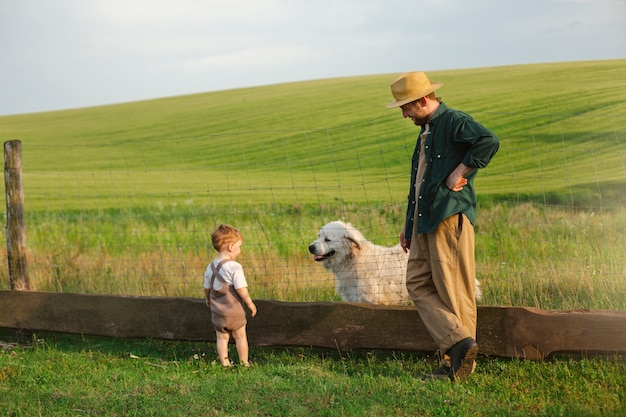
[{"xmin": 308, "ymin": 244, "xmax": 315, "ymax": 254}]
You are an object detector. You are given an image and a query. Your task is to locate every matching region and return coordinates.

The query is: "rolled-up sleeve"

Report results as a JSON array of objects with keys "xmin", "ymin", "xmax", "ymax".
[{"xmin": 455, "ymin": 119, "xmax": 500, "ymax": 169}]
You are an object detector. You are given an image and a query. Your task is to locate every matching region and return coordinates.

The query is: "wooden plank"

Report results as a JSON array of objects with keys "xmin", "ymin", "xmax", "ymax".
[
  {"xmin": 248, "ymin": 297, "xmax": 435, "ymax": 352},
  {"xmin": 0, "ymin": 291, "xmax": 211, "ymax": 341},
  {"xmin": 0, "ymin": 290, "xmax": 624, "ymax": 359},
  {"xmin": 487, "ymin": 307, "xmax": 626, "ymax": 360}
]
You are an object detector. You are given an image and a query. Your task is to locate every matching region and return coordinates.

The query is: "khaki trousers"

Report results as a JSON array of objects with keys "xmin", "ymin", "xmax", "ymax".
[{"xmin": 406, "ymin": 213, "xmax": 477, "ymax": 353}]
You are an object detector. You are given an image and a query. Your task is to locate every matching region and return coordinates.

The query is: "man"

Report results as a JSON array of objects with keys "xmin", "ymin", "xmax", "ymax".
[{"xmin": 387, "ymin": 72, "xmax": 499, "ymax": 381}]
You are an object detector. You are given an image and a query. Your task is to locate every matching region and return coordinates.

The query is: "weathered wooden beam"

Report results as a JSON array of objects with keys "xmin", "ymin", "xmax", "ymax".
[
  {"xmin": 478, "ymin": 306, "xmax": 626, "ymax": 359},
  {"xmin": 0, "ymin": 290, "xmax": 624, "ymax": 359}
]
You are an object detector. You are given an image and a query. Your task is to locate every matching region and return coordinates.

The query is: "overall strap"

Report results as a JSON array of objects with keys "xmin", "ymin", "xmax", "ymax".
[{"xmin": 209, "ymin": 259, "xmax": 231, "ymax": 289}]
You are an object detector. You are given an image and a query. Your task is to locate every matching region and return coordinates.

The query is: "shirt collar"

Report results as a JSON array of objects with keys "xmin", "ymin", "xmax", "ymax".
[
  {"xmin": 420, "ymin": 102, "xmax": 446, "ymax": 129},
  {"xmin": 429, "ymin": 101, "xmax": 447, "ymax": 125}
]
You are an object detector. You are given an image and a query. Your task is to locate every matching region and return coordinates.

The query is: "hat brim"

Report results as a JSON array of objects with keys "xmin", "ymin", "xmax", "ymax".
[{"xmin": 386, "ymin": 82, "xmax": 443, "ymax": 108}]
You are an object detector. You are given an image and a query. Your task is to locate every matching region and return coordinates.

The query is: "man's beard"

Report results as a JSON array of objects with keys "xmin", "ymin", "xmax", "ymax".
[{"xmin": 412, "ymin": 116, "xmax": 428, "ymax": 126}]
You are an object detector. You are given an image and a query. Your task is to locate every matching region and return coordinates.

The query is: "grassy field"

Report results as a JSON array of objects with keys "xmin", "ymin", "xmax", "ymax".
[
  {"xmin": 0, "ymin": 60, "xmax": 625, "ymax": 416},
  {"xmin": 1, "ymin": 60, "xmax": 625, "ymax": 309},
  {"xmin": 3, "ymin": 59, "xmax": 626, "ymax": 210}
]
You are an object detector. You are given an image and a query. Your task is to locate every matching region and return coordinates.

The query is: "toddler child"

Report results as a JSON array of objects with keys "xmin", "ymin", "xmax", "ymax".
[{"xmin": 204, "ymin": 224, "xmax": 257, "ymax": 367}]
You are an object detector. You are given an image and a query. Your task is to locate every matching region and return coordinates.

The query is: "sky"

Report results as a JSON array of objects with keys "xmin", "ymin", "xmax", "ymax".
[{"xmin": 1, "ymin": 0, "xmax": 624, "ymax": 116}]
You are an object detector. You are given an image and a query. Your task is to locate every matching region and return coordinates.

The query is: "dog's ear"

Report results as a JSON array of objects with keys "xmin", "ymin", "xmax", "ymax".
[{"xmin": 344, "ymin": 236, "xmax": 362, "ymax": 250}]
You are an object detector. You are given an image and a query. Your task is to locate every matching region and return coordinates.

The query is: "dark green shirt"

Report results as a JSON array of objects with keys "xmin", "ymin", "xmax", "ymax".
[{"xmin": 404, "ymin": 102, "xmax": 499, "ymax": 237}]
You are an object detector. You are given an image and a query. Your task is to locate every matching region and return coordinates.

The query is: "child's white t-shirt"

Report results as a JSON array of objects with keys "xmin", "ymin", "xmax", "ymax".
[{"xmin": 203, "ymin": 259, "xmax": 248, "ymax": 291}]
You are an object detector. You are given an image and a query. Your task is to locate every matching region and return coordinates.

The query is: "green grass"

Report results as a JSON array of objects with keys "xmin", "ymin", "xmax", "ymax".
[
  {"xmin": 1, "ymin": 331, "xmax": 624, "ymax": 417},
  {"xmin": 2, "ymin": 59, "xmax": 625, "ymax": 210},
  {"xmin": 1, "ymin": 60, "xmax": 625, "ymax": 416},
  {"xmin": 0, "ymin": 60, "xmax": 625, "ymax": 309},
  {"xmin": 3, "ymin": 201, "xmax": 624, "ymax": 310}
]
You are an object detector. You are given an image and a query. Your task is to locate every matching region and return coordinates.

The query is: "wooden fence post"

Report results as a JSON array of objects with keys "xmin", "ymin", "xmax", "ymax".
[{"xmin": 4, "ymin": 140, "xmax": 30, "ymax": 290}]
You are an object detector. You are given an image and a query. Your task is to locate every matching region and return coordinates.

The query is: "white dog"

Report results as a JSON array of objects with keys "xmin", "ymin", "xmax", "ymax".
[{"xmin": 308, "ymin": 221, "xmax": 482, "ymax": 305}]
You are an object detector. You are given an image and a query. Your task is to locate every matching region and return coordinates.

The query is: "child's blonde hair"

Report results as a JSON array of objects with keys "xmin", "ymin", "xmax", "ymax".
[{"xmin": 211, "ymin": 224, "xmax": 243, "ymax": 251}]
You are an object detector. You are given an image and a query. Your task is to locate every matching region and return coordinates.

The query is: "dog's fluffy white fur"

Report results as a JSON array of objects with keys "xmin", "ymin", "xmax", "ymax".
[{"xmin": 308, "ymin": 221, "xmax": 482, "ymax": 305}]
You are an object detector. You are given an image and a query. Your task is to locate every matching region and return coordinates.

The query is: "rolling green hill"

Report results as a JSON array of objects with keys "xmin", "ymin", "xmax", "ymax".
[
  {"xmin": 1, "ymin": 59, "xmax": 625, "ymax": 212},
  {"xmin": 1, "ymin": 60, "xmax": 625, "ymax": 307}
]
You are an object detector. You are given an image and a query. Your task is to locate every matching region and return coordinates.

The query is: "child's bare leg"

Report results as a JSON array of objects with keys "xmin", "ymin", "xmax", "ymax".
[
  {"xmin": 231, "ymin": 326, "xmax": 250, "ymax": 366},
  {"xmin": 215, "ymin": 331, "xmax": 231, "ymax": 366}
]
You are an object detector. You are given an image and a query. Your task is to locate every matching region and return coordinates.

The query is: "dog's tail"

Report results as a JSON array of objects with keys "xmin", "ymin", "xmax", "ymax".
[{"xmin": 475, "ymin": 279, "xmax": 482, "ymax": 301}]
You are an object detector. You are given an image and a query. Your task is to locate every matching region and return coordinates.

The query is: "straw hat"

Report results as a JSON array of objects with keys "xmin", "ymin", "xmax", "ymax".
[{"xmin": 386, "ymin": 71, "xmax": 443, "ymax": 108}]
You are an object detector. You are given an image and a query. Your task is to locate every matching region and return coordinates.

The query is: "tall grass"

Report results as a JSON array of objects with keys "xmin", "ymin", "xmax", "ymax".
[
  {"xmin": 476, "ymin": 202, "xmax": 626, "ymax": 310},
  {"xmin": 1, "ymin": 201, "xmax": 624, "ymax": 310}
]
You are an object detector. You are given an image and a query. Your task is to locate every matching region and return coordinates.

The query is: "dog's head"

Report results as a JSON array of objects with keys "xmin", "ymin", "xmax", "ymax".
[{"xmin": 308, "ymin": 221, "xmax": 365, "ymax": 269}]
